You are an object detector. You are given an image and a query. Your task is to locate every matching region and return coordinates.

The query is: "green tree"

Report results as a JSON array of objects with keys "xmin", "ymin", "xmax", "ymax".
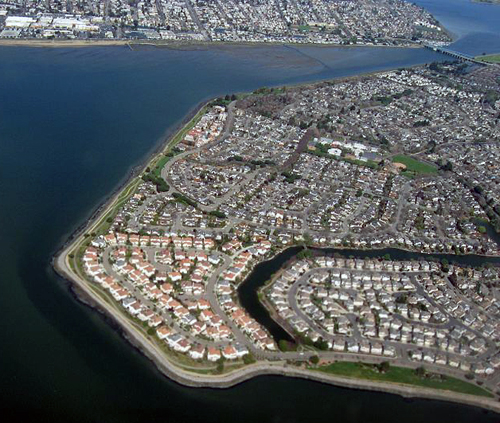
[
  {"xmin": 313, "ymin": 338, "xmax": 329, "ymax": 351},
  {"xmin": 243, "ymin": 354, "xmax": 256, "ymax": 365},
  {"xmin": 441, "ymin": 258, "xmax": 449, "ymax": 273},
  {"xmin": 278, "ymin": 340, "xmax": 290, "ymax": 352},
  {"xmin": 415, "ymin": 366, "xmax": 426, "ymax": 378},
  {"xmin": 309, "ymin": 355, "xmax": 320, "ymax": 365},
  {"xmin": 377, "ymin": 361, "xmax": 391, "ymax": 373},
  {"xmin": 216, "ymin": 358, "xmax": 225, "ymax": 373}
]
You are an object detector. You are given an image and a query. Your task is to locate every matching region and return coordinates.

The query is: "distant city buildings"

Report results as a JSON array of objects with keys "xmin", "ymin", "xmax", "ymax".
[{"xmin": 0, "ymin": 0, "xmax": 451, "ymax": 45}]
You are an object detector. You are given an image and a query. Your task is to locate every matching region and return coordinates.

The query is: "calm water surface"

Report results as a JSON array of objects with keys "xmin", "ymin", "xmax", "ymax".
[{"xmin": 1, "ymin": 2, "xmax": 500, "ymax": 421}]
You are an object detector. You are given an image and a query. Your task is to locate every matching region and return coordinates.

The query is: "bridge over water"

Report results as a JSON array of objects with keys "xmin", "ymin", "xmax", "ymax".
[{"xmin": 424, "ymin": 44, "xmax": 488, "ymax": 65}]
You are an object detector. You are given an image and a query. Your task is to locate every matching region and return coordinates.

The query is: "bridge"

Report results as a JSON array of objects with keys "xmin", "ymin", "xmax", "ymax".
[{"xmin": 424, "ymin": 44, "xmax": 487, "ymax": 65}]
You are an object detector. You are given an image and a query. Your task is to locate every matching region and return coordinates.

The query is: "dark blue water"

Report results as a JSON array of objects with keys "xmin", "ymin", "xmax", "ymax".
[{"xmin": 1, "ymin": 1, "xmax": 500, "ymax": 421}]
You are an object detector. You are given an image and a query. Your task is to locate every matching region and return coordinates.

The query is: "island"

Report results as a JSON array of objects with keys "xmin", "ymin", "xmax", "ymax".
[
  {"xmin": 55, "ymin": 60, "xmax": 500, "ymax": 412},
  {"xmin": 0, "ymin": 0, "xmax": 450, "ymax": 47}
]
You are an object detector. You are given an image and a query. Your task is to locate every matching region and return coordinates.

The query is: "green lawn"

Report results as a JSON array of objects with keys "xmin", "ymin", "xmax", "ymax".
[
  {"xmin": 476, "ymin": 54, "xmax": 500, "ymax": 64},
  {"xmin": 313, "ymin": 362, "xmax": 493, "ymax": 398},
  {"xmin": 392, "ymin": 154, "xmax": 438, "ymax": 174},
  {"xmin": 152, "ymin": 155, "xmax": 170, "ymax": 178}
]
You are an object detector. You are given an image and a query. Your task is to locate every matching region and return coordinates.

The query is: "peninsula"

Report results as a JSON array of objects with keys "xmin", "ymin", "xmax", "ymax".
[{"xmin": 55, "ymin": 59, "xmax": 500, "ymax": 413}]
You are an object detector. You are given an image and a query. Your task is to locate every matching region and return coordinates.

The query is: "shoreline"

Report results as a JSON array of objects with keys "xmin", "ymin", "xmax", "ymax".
[
  {"xmin": 0, "ymin": 38, "xmax": 425, "ymax": 50},
  {"xmin": 52, "ymin": 69, "xmax": 500, "ymax": 415}
]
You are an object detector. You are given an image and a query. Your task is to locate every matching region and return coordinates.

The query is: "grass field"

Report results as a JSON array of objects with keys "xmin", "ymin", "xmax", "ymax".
[
  {"xmin": 392, "ymin": 154, "xmax": 438, "ymax": 174},
  {"xmin": 313, "ymin": 362, "xmax": 493, "ymax": 398},
  {"xmin": 476, "ymin": 54, "xmax": 500, "ymax": 64}
]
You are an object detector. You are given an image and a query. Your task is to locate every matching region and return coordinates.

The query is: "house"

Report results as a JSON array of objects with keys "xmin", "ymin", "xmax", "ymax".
[
  {"xmin": 138, "ymin": 308, "xmax": 154, "ymax": 322},
  {"xmin": 128, "ymin": 302, "xmax": 142, "ymax": 316},
  {"xmin": 207, "ymin": 347, "xmax": 221, "ymax": 362},
  {"xmin": 191, "ymin": 321, "xmax": 206, "ymax": 335},
  {"xmin": 189, "ymin": 344, "xmax": 205, "ymax": 360},
  {"xmin": 197, "ymin": 299, "xmax": 211, "ymax": 310},
  {"xmin": 234, "ymin": 343, "xmax": 249, "ymax": 358},
  {"xmin": 148, "ymin": 315, "xmax": 163, "ymax": 327},
  {"xmin": 222, "ymin": 345, "xmax": 238, "ymax": 360},
  {"xmin": 168, "ymin": 272, "xmax": 182, "ymax": 282},
  {"xmin": 156, "ymin": 325, "xmax": 173, "ymax": 340},
  {"xmin": 160, "ymin": 283, "xmax": 174, "ymax": 294}
]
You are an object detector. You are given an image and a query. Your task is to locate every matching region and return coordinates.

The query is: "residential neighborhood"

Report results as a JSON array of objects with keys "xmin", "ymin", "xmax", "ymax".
[
  {"xmin": 69, "ymin": 60, "xmax": 500, "ymax": 395},
  {"xmin": 266, "ymin": 255, "xmax": 500, "ymax": 381}
]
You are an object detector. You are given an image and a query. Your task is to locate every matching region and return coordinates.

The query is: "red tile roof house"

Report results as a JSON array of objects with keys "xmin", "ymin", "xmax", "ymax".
[
  {"xmin": 218, "ymin": 325, "xmax": 232, "ymax": 339},
  {"xmin": 207, "ymin": 347, "xmax": 222, "ymax": 362},
  {"xmin": 112, "ymin": 288, "xmax": 130, "ymax": 301},
  {"xmin": 104, "ymin": 233, "xmax": 117, "ymax": 245},
  {"xmin": 197, "ymin": 299, "xmax": 211, "ymax": 310},
  {"xmin": 222, "ymin": 271, "xmax": 237, "ymax": 282},
  {"xmin": 182, "ymin": 237, "xmax": 193, "ymax": 248},
  {"xmin": 200, "ymin": 310, "xmax": 215, "ymax": 322},
  {"xmin": 172, "ymin": 237, "xmax": 183, "ymax": 248},
  {"xmin": 83, "ymin": 250, "xmax": 98, "ymax": 262},
  {"xmin": 203, "ymin": 238, "xmax": 215, "ymax": 250},
  {"xmin": 157, "ymin": 236, "xmax": 169, "ymax": 247},
  {"xmin": 173, "ymin": 306, "xmax": 190, "ymax": 319},
  {"xmin": 129, "ymin": 234, "xmax": 140, "ymax": 246},
  {"xmin": 158, "ymin": 294, "xmax": 171, "ymax": 309},
  {"xmin": 198, "ymin": 261, "xmax": 212, "ymax": 271},
  {"xmin": 85, "ymin": 264, "xmax": 102, "ymax": 277},
  {"xmin": 180, "ymin": 258, "xmax": 194, "ymax": 269},
  {"xmin": 167, "ymin": 334, "xmax": 191, "ymax": 353},
  {"xmin": 148, "ymin": 315, "xmax": 163, "ymax": 328},
  {"xmin": 180, "ymin": 281, "xmax": 194, "ymax": 293},
  {"xmin": 222, "ymin": 345, "xmax": 238, "ymax": 360},
  {"xmin": 165, "ymin": 298, "xmax": 181, "ymax": 311},
  {"xmin": 205, "ymin": 326, "xmax": 220, "ymax": 340},
  {"xmin": 156, "ymin": 325, "xmax": 173, "ymax": 340},
  {"xmin": 99, "ymin": 275, "xmax": 115, "ymax": 289},
  {"xmin": 160, "ymin": 283, "xmax": 173, "ymax": 294},
  {"xmin": 140, "ymin": 264, "xmax": 156, "ymax": 278},
  {"xmin": 209, "ymin": 314, "xmax": 223, "ymax": 328},
  {"xmin": 138, "ymin": 308, "xmax": 154, "ymax": 322},
  {"xmin": 174, "ymin": 250, "xmax": 186, "ymax": 260},
  {"xmin": 156, "ymin": 250, "xmax": 172, "ymax": 264}
]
